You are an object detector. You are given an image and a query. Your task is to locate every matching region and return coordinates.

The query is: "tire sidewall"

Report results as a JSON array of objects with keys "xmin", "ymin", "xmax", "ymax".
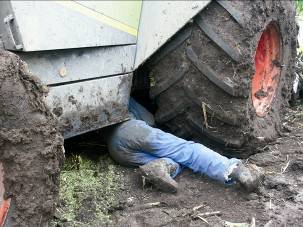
[{"xmin": 247, "ymin": 1, "xmax": 297, "ymax": 146}]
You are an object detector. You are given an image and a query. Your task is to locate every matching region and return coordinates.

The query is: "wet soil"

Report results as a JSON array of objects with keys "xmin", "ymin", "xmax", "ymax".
[
  {"xmin": 0, "ymin": 50, "xmax": 64, "ymax": 226},
  {"xmin": 55, "ymin": 104, "xmax": 303, "ymax": 227}
]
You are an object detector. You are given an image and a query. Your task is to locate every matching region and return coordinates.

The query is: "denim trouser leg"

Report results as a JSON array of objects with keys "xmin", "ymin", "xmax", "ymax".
[
  {"xmin": 107, "ymin": 121, "xmax": 181, "ymax": 178},
  {"xmin": 107, "ymin": 119, "xmax": 240, "ymax": 183}
]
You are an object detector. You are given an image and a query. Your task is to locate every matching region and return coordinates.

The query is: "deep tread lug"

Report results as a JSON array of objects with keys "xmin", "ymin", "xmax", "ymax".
[
  {"xmin": 195, "ymin": 14, "xmax": 241, "ymax": 62},
  {"xmin": 150, "ymin": 66, "xmax": 189, "ymax": 98},
  {"xmin": 216, "ymin": 0, "xmax": 246, "ymax": 27},
  {"xmin": 186, "ymin": 46, "xmax": 239, "ymax": 97}
]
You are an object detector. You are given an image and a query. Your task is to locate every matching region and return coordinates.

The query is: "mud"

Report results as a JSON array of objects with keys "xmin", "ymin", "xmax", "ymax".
[
  {"xmin": 146, "ymin": 0, "xmax": 298, "ymax": 158},
  {"xmin": 109, "ymin": 133, "xmax": 303, "ymax": 227},
  {"xmin": 0, "ymin": 50, "xmax": 65, "ymax": 226},
  {"xmin": 244, "ymin": 0, "xmax": 298, "ymax": 152},
  {"xmin": 54, "ymin": 104, "xmax": 302, "ymax": 227},
  {"xmin": 48, "ymin": 74, "xmax": 132, "ymax": 139}
]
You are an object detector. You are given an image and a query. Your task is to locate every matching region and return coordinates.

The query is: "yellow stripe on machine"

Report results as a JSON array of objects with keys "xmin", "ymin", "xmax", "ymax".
[{"xmin": 55, "ymin": 1, "xmax": 138, "ymax": 36}]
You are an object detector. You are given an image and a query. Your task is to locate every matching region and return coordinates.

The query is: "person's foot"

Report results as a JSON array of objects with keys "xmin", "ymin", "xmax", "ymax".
[
  {"xmin": 229, "ymin": 162, "xmax": 265, "ymax": 192},
  {"xmin": 139, "ymin": 159, "xmax": 178, "ymax": 193}
]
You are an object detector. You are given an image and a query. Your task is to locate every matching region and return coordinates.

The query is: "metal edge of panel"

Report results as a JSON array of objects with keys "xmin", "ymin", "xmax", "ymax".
[
  {"xmin": 134, "ymin": 1, "xmax": 211, "ymax": 68},
  {"xmin": 5, "ymin": 1, "xmax": 137, "ymax": 51},
  {"xmin": 17, "ymin": 45, "xmax": 136, "ymax": 85},
  {"xmin": 45, "ymin": 73, "xmax": 133, "ymax": 139},
  {"xmin": 0, "ymin": 1, "xmax": 24, "ymax": 51}
]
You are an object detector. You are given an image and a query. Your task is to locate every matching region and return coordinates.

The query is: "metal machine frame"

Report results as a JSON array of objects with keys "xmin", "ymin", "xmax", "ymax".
[{"xmin": 0, "ymin": 0, "xmax": 211, "ymax": 138}]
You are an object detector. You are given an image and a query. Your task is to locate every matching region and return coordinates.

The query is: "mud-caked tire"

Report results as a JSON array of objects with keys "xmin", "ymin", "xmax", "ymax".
[
  {"xmin": 0, "ymin": 50, "xmax": 65, "ymax": 226},
  {"xmin": 148, "ymin": 0, "xmax": 297, "ymax": 156}
]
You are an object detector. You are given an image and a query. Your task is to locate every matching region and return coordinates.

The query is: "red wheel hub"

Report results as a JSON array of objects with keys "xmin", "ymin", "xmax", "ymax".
[
  {"xmin": 252, "ymin": 23, "xmax": 282, "ymax": 117},
  {"xmin": 0, "ymin": 163, "xmax": 10, "ymax": 227}
]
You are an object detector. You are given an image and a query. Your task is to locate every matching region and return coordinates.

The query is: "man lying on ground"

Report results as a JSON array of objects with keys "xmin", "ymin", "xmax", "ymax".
[{"xmin": 106, "ymin": 98, "xmax": 264, "ymax": 193}]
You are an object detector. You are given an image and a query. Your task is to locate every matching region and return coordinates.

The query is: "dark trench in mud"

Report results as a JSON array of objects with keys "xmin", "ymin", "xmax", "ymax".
[{"xmin": 51, "ymin": 102, "xmax": 303, "ymax": 227}]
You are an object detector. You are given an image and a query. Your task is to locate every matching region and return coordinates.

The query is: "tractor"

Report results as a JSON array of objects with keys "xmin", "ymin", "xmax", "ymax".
[{"xmin": 0, "ymin": 0, "xmax": 297, "ymax": 226}]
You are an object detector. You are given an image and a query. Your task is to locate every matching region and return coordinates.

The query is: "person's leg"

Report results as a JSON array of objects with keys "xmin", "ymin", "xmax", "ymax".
[
  {"xmin": 106, "ymin": 120, "xmax": 181, "ymax": 178},
  {"xmin": 148, "ymin": 133, "xmax": 240, "ymax": 184},
  {"xmin": 107, "ymin": 119, "xmax": 238, "ymax": 183},
  {"xmin": 107, "ymin": 120, "xmax": 182, "ymax": 192},
  {"xmin": 107, "ymin": 120, "xmax": 181, "ymax": 192},
  {"xmin": 107, "ymin": 119, "xmax": 264, "ymax": 191},
  {"xmin": 136, "ymin": 123, "xmax": 264, "ymax": 190}
]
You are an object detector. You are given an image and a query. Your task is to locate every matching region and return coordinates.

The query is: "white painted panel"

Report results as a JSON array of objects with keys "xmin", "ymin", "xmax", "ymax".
[
  {"xmin": 135, "ymin": 0, "xmax": 211, "ymax": 68},
  {"xmin": 0, "ymin": 1, "xmax": 136, "ymax": 51},
  {"xmin": 18, "ymin": 45, "xmax": 136, "ymax": 85}
]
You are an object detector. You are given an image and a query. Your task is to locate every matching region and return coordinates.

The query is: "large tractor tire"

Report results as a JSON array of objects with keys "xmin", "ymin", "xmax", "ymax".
[
  {"xmin": 0, "ymin": 50, "xmax": 64, "ymax": 226},
  {"xmin": 148, "ymin": 0, "xmax": 297, "ymax": 157}
]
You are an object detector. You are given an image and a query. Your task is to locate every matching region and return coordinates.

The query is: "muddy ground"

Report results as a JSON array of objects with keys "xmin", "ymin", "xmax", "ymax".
[{"xmin": 51, "ymin": 103, "xmax": 303, "ymax": 227}]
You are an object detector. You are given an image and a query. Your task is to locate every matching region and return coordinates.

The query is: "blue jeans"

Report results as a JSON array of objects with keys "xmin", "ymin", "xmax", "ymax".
[{"xmin": 107, "ymin": 119, "xmax": 240, "ymax": 184}]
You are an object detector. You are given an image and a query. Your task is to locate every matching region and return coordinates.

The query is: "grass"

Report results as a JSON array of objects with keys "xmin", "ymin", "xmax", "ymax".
[
  {"xmin": 51, "ymin": 153, "xmax": 124, "ymax": 227},
  {"xmin": 296, "ymin": 0, "xmax": 303, "ymax": 16}
]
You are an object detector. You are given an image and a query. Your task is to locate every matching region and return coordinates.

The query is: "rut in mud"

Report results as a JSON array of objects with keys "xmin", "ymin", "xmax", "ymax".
[
  {"xmin": 0, "ymin": 50, "xmax": 64, "ymax": 226},
  {"xmin": 53, "ymin": 104, "xmax": 302, "ymax": 227}
]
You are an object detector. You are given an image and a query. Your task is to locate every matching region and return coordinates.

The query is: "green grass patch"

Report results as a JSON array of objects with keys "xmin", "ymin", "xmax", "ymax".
[
  {"xmin": 296, "ymin": 0, "xmax": 303, "ymax": 16},
  {"xmin": 51, "ymin": 153, "xmax": 124, "ymax": 226}
]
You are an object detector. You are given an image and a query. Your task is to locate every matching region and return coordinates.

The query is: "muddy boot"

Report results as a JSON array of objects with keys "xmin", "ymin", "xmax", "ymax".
[
  {"xmin": 229, "ymin": 163, "xmax": 265, "ymax": 192},
  {"xmin": 139, "ymin": 159, "xmax": 179, "ymax": 193}
]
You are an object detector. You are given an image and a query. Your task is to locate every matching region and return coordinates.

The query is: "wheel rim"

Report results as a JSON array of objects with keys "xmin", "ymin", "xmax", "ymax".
[
  {"xmin": 252, "ymin": 23, "xmax": 282, "ymax": 117},
  {"xmin": 0, "ymin": 163, "xmax": 10, "ymax": 226}
]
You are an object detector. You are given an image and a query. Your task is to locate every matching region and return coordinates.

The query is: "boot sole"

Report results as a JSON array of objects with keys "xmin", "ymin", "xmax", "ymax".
[{"xmin": 139, "ymin": 166, "xmax": 178, "ymax": 193}]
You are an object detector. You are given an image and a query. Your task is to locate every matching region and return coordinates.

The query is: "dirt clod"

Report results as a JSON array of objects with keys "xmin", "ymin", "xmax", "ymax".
[{"xmin": 0, "ymin": 50, "xmax": 64, "ymax": 226}]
